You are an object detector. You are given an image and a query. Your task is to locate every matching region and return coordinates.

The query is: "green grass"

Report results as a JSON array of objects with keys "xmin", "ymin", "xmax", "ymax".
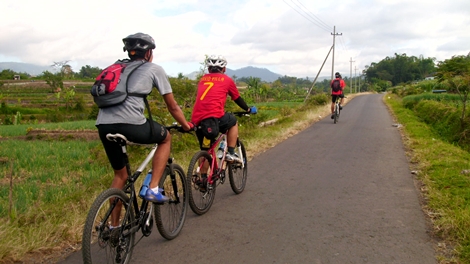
[
  {"xmin": 0, "ymin": 120, "xmax": 96, "ymax": 136},
  {"xmin": 385, "ymin": 94, "xmax": 470, "ymax": 263}
]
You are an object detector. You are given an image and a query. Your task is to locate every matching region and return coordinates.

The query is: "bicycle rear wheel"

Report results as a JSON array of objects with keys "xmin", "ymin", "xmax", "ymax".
[
  {"xmin": 187, "ymin": 150, "xmax": 216, "ymax": 215},
  {"xmin": 82, "ymin": 188, "xmax": 135, "ymax": 264},
  {"xmin": 228, "ymin": 139, "xmax": 247, "ymax": 194},
  {"xmin": 334, "ymin": 104, "xmax": 339, "ymax": 124},
  {"xmin": 154, "ymin": 164, "xmax": 188, "ymax": 240}
]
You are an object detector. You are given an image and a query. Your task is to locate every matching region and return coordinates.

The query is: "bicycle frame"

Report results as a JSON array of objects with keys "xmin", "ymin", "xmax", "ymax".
[
  {"xmin": 107, "ymin": 131, "xmax": 184, "ymax": 238},
  {"xmin": 198, "ymin": 132, "xmax": 245, "ymax": 186},
  {"xmin": 109, "ymin": 139, "xmax": 157, "ymax": 238}
]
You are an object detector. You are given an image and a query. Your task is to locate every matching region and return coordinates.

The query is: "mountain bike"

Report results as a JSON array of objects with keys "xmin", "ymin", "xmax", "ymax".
[
  {"xmin": 333, "ymin": 96, "xmax": 341, "ymax": 124},
  {"xmin": 82, "ymin": 124, "xmax": 190, "ymax": 264},
  {"xmin": 186, "ymin": 112, "xmax": 250, "ymax": 215}
]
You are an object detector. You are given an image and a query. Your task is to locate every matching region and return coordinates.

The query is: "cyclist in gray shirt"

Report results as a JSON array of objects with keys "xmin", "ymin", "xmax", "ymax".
[{"xmin": 96, "ymin": 33, "xmax": 193, "ymax": 209}]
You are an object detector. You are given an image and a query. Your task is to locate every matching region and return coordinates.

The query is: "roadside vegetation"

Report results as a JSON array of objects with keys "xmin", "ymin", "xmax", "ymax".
[
  {"xmin": 385, "ymin": 54, "xmax": 470, "ymax": 263},
  {"xmin": 1, "ymin": 52, "xmax": 469, "ymax": 263}
]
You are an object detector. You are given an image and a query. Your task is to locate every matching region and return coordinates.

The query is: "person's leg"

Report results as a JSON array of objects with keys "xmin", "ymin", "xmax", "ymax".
[
  {"xmin": 119, "ymin": 120, "xmax": 170, "ymax": 202},
  {"xmin": 226, "ymin": 122, "xmax": 238, "ymax": 151},
  {"xmin": 149, "ymin": 132, "xmax": 171, "ymax": 189},
  {"xmin": 219, "ymin": 113, "xmax": 238, "ymax": 155},
  {"xmin": 110, "ymin": 167, "xmax": 127, "ymax": 227},
  {"xmin": 97, "ymin": 124, "xmax": 129, "ymax": 227}
]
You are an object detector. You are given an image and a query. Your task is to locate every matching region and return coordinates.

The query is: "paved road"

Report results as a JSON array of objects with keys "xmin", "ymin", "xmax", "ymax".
[{"xmin": 61, "ymin": 93, "xmax": 436, "ymax": 263}]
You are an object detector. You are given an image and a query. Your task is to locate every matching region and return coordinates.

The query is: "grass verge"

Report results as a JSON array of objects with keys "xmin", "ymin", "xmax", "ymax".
[{"xmin": 384, "ymin": 94, "xmax": 470, "ymax": 263}]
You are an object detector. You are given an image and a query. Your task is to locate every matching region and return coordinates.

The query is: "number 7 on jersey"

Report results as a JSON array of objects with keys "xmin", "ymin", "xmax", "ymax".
[{"xmin": 199, "ymin": 82, "xmax": 214, "ymax": 100}]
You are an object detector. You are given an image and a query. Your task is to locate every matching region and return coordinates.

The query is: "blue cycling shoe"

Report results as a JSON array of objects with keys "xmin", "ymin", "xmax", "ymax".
[{"xmin": 144, "ymin": 188, "xmax": 169, "ymax": 203}]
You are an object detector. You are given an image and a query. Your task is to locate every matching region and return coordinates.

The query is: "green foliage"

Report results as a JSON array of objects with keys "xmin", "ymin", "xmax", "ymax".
[
  {"xmin": 169, "ymin": 77, "xmax": 197, "ymax": 109},
  {"xmin": 436, "ymin": 54, "xmax": 470, "ymax": 127},
  {"xmin": 365, "ymin": 53, "xmax": 436, "ymax": 86},
  {"xmin": 402, "ymin": 93, "xmax": 461, "ymax": 109},
  {"xmin": 42, "ymin": 70, "xmax": 64, "ymax": 92},
  {"xmin": 0, "ymin": 69, "xmax": 30, "ymax": 80},
  {"xmin": 76, "ymin": 65, "xmax": 102, "ymax": 79},
  {"xmin": 305, "ymin": 93, "xmax": 329, "ymax": 106}
]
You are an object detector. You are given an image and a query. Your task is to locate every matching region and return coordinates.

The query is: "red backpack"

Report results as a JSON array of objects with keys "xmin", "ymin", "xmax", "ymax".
[{"xmin": 90, "ymin": 59, "xmax": 146, "ymax": 108}]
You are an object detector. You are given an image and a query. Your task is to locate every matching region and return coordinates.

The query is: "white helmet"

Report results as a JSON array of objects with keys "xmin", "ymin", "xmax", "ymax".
[{"xmin": 206, "ymin": 55, "xmax": 227, "ymax": 68}]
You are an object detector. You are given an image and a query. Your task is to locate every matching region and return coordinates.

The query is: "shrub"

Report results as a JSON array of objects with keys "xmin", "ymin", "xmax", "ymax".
[{"xmin": 305, "ymin": 93, "xmax": 329, "ymax": 106}]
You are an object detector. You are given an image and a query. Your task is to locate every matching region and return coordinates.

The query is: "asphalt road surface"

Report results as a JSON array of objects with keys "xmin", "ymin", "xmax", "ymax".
[{"xmin": 60, "ymin": 93, "xmax": 436, "ymax": 263}]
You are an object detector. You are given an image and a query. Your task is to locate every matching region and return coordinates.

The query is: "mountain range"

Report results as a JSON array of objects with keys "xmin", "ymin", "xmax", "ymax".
[
  {"xmin": 0, "ymin": 62, "xmax": 55, "ymax": 76},
  {"xmin": 0, "ymin": 62, "xmax": 285, "ymax": 82}
]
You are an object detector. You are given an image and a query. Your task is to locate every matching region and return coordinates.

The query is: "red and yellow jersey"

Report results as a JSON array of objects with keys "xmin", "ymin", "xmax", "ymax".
[{"xmin": 191, "ymin": 73, "xmax": 240, "ymax": 125}]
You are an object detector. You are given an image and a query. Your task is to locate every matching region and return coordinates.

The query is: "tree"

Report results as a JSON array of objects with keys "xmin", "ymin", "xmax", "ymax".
[
  {"xmin": 51, "ymin": 61, "xmax": 72, "ymax": 78},
  {"xmin": 436, "ymin": 54, "xmax": 470, "ymax": 128},
  {"xmin": 364, "ymin": 54, "xmax": 436, "ymax": 86},
  {"xmin": 78, "ymin": 65, "xmax": 102, "ymax": 79},
  {"xmin": 43, "ymin": 70, "xmax": 63, "ymax": 93}
]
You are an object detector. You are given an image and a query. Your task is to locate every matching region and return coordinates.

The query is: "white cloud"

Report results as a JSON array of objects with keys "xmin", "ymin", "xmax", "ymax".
[{"xmin": 1, "ymin": 0, "xmax": 469, "ymax": 78}]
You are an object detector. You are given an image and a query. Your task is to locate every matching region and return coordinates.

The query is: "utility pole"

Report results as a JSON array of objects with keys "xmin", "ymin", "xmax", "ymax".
[
  {"xmin": 349, "ymin": 57, "xmax": 355, "ymax": 94},
  {"xmin": 304, "ymin": 46, "xmax": 334, "ymax": 102},
  {"xmin": 354, "ymin": 66, "xmax": 357, "ymax": 93},
  {"xmin": 331, "ymin": 26, "xmax": 342, "ymax": 80}
]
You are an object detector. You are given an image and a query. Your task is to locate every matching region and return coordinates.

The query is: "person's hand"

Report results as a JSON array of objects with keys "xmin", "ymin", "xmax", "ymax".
[
  {"xmin": 186, "ymin": 121, "xmax": 195, "ymax": 131},
  {"xmin": 248, "ymin": 106, "xmax": 258, "ymax": 114}
]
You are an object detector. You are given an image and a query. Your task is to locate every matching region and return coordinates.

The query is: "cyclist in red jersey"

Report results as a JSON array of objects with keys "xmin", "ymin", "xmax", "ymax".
[
  {"xmin": 330, "ymin": 72, "xmax": 346, "ymax": 119},
  {"xmin": 191, "ymin": 55, "xmax": 257, "ymax": 162}
]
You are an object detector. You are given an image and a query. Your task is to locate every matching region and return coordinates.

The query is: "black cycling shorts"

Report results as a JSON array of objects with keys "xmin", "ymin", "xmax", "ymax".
[
  {"xmin": 331, "ymin": 93, "xmax": 344, "ymax": 103},
  {"xmin": 96, "ymin": 119, "xmax": 167, "ymax": 170},
  {"xmin": 196, "ymin": 112, "xmax": 237, "ymax": 150}
]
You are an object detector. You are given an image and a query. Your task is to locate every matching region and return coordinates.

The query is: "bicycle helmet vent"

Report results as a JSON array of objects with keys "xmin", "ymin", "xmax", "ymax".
[
  {"xmin": 206, "ymin": 55, "xmax": 227, "ymax": 68},
  {"xmin": 123, "ymin": 32, "xmax": 156, "ymax": 52}
]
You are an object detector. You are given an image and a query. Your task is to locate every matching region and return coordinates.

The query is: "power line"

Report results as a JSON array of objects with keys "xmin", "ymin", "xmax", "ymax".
[
  {"xmin": 292, "ymin": 0, "xmax": 331, "ymax": 30},
  {"xmin": 282, "ymin": 0, "xmax": 331, "ymax": 32}
]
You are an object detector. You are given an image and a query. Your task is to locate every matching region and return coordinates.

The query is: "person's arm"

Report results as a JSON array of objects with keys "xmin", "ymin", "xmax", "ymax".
[
  {"xmin": 233, "ymin": 96, "xmax": 250, "ymax": 112},
  {"xmin": 163, "ymin": 93, "xmax": 192, "ymax": 131}
]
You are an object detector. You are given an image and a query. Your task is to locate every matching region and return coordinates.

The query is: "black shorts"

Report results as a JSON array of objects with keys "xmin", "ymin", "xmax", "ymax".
[
  {"xmin": 96, "ymin": 119, "xmax": 167, "ymax": 170},
  {"xmin": 331, "ymin": 93, "xmax": 344, "ymax": 103},
  {"xmin": 196, "ymin": 112, "xmax": 237, "ymax": 150}
]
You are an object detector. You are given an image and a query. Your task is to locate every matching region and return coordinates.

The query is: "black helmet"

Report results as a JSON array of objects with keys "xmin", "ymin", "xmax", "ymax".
[
  {"xmin": 335, "ymin": 72, "xmax": 341, "ymax": 78},
  {"xmin": 122, "ymin": 33, "xmax": 156, "ymax": 52}
]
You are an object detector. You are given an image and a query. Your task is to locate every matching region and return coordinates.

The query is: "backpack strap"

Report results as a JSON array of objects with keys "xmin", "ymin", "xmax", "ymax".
[{"xmin": 126, "ymin": 60, "xmax": 156, "ymax": 137}]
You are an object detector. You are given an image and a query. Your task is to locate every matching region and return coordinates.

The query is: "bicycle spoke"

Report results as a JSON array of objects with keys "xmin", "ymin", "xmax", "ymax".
[
  {"xmin": 82, "ymin": 188, "xmax": 135, "ymax": 264},
  {"xmin": 187, "ymin": 151, "xmax": 216, "ymax": 215},
  {"xmin": 154, "ymin": 165, "xmax": 188, "ymax": 240}
]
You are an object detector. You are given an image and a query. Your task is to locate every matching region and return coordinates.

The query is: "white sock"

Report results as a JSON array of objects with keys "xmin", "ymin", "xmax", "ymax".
[{"xmin": 151, "ymin": 186, "xmax": 160, "ymax": 193}]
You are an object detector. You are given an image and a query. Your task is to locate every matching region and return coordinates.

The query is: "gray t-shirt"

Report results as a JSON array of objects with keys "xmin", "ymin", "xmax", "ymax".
[{"xmin": 96, "ymin": 60, "xmax": 172, "ymax": 125}]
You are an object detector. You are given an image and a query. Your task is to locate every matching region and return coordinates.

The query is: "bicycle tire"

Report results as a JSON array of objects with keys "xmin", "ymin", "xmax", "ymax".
[
  {"xmin": 334, "ymin": 104, "xmax": 338, "ymax": 124},
  {"xmin": 228, "ymin": 139, "xmax": 247, "ymax": 194},
  {"xmin": 154, "ymin": 164, "xmax": 188, "ymax": 240},
  {"xmin": 187, "ymin": 150, "xmax": 216, "ymax": 215},
  {"xmin": 82, "ymin": 188, "xmax": 135, "ymax": 264}
]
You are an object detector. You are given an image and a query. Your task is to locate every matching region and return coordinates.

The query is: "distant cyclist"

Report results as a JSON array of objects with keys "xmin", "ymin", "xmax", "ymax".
[
  {"xmin": 191, "ymin": 55, "xmax": 257, "ymax": 162},
  {"xmin": 330, "ymin": 72, "xmax": 346, "ymax": 119}
]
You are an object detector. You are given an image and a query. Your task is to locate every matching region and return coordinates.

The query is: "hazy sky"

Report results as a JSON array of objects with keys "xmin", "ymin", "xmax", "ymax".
[{"xmin": 1, "ymin": 0, "xmax": 469, "ymax": 78}]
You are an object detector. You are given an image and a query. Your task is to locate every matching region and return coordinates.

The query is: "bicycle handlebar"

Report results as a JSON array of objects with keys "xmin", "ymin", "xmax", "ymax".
[
  {"xmin": 231, "ymin": 111, "xmax": 254, "ymax": 117},
  {"xmin": 165, "ymin": 123, "xmax": 195, "ymax": 133}
]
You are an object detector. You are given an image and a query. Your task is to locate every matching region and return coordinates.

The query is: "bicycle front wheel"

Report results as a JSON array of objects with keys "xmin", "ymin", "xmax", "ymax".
[
  {"xmin": 228, "ymin": 139, "xmax": 248, "ymax": 194},
  {"xmin": 82, "ymin": 188, "xmax": 135, "ymax": 264},
  {"xmin": 334, "ymin": 105, "xmax": 339, "ymax": 124},
  {"xmin": 187, "ymin": 150, "xmax": 216, "ymax": 215},
  {"xmin": 154, "ymin": 164, "xmax": 188, "ymax": 240}
]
